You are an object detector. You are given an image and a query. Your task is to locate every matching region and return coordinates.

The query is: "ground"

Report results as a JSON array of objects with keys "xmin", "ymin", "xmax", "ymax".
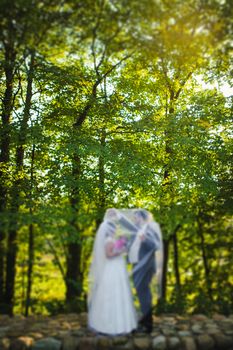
[{"xmin": 0, "ymin": 313, "xmax": 233, "ymax": 349}]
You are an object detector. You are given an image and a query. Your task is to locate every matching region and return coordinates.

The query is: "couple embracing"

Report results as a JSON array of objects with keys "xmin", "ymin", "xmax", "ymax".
[{"xmin": 88, "ymin": 208, "xmax": 163, "ymax": 335}]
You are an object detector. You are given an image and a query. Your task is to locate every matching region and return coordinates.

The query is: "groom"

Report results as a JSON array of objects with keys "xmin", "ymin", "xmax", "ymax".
[
  {"xmin": 128, "ymin": 209, "xmax": 161, "ymax": 333},
  {"xmin": 109, "ymin": 208, "xmax": 161, "ymax": 333}
]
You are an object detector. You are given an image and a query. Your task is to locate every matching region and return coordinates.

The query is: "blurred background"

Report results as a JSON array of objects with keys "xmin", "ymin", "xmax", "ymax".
[{"xmin": 0, "ymin": 0, "xmax": 232, "ymax": 316}]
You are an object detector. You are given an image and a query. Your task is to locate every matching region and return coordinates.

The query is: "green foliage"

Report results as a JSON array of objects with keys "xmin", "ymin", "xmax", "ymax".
[{"xmin": 0, "ymin": 0, "xmax": 232, "ymax": 315}]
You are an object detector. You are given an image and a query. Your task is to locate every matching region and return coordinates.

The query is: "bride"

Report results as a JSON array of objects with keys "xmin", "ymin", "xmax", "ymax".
[{"xmin": 88, "ymin": 209, "xmax": 137, "ymax": 335}]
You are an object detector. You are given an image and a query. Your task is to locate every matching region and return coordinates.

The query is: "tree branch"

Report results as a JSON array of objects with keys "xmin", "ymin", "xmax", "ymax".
[
  {"xmin": 175, "ymin": 71, "xmax": 193, "ymax": 100},
  {"xmin": 46, "ymin": 239, "xmax": 66, "ymax": 280}
]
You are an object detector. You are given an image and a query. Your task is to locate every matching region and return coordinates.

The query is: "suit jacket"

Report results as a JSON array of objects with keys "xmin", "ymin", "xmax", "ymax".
[{"xmin": 131, "ymin": 222, "xmax": 161, "ymax": 289}]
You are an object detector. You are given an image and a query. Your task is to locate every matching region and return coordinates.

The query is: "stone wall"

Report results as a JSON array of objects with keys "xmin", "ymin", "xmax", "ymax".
[{"xmin": 0, "ymin": 313, "xmax": 232, "ymax": 350}]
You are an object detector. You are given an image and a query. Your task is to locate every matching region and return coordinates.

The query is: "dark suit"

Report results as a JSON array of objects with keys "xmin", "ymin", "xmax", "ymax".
[
  {"xmin": 134, "ymin": 238, "xmax": 156, "ymax": 310},
  {"xmin": 132, "ymin": 223, "xmax": 160, "ymax": 331},
  {"xmin": 118, "ymin": 216, "xmax": 161, "ymax": 332}
]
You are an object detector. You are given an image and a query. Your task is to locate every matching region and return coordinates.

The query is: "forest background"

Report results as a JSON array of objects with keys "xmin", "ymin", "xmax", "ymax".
[{"xmin": 0, "ymin": 0, "xmax": 232, "ymax": 317}]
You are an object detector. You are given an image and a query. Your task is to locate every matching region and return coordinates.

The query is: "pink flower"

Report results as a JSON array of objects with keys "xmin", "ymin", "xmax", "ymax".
[{"xmin": 114, "ymin": 236, "xmax": 127, "ymax": 250}]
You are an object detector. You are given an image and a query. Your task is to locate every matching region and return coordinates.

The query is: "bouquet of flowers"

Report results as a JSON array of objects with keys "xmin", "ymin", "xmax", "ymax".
[
  {"xmin": 113, "ymin": 225, "xmax": 131, "ymax": 252},
  {"xmin": 114, "ymin": 236, "xmax": 128, "ymax": 250}
]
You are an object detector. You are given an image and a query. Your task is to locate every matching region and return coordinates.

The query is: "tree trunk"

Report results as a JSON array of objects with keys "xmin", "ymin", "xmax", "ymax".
[
  {"xmin": 65, "ymin": 153, "xmax": 83, "ymax": 306},
  {"xmin": 25, "ymin": 145, "xmax": 35, "ymax": 317},
  {"xmin": 97, "ymin": 129, "xmax": 106, "ymax": 225},
  {"xmin": 172, "ymin": 225, "xmax": 181, "ymax": 291},
  {"xmin": 0, "ymin": 40, "xmax": 16, "ymax": 310},
  {"xmin": 197, "ymin": 218, "xmax": 213, "ymax": 301},
  {"xmin": 161, "ymin": 238, "xmax": 169, "ymax": 301},
  {"xmin": 159, "ymin": 92, "xmax": 175, "ymax": 302},
  {"xmin": 25, "ymin": 222, "xmax": 34, "ymax": 317},
  {"xmin": 65, "ymin": 81, "xmax": 100, "ymax": 307},
  {"xmin": 65, "ymin": 171, "xmax": 83, "ymax": 304},
  {"xmin": 157, "ymin": 67, "xmax": 193, "ymax": 310},
  {"xmin": 65, "ymin": 242, "xmax": 83, "ymax": 301},
  {"xmin": 5, "ymin": 51, "xmax": 35, "ymax": 314}
]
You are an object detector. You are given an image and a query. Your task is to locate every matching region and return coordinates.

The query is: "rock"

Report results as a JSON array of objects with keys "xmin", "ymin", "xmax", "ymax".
[
  {"xmin": 28, "ymin": 324, "xmax": 44, "ymax": 333},
  {"xmin": 59, "ymin": 322, "xmax": 70, "ymax": 330},
  {"xmin": 206, "ymin": 320, "xmax": 217, "ymax": 326},
  {"xmin": 27, "ymin": 332, "xmax": 44, "ymax": 340},
  {"xmin": 0, "ymin": 327, "xmax": 10, "ymax": 337},
  {"xmin": 175, "ymin": 315, "xmax": 189, "ymax": 321},
  {"xmin": 212, "ymin": 333, "xmax": 233, "ymax": 349},
  {"xmin": 54, "ymin": 330, "xmax": 70, "ymax": 340},
  {"xmin": 224, "ymin": 330, "xmax": 233, "ymax": 336},
  {"xmin": 6, "ymin": 326, "xmax": 26, "ymax": 338},
  {"xmin": 191, "ymin": 314, "xmax": 208, "ymax": 322},
  {"xmin": 196, "ymin": 334, "xmax": 215, "ymax": 350},
  {"xmin": 151, "ymin": 331, "xmax": 160, "ymax": 337},
  {"xmin": 153, "ymin": 316, "xmax": 162, "ymax": 324},
  {"xmin": 0, "ymin": 315, "xmax": 10, "ymax": 326},
  {"xmin": 61, "ymin": 336, "xmax": 80, "ymax": 350},
  {"xmin": 206, "ymin": 327, "xmax": 221, "ymax": 335},
  {"xmin": 163, "ymin": 317, "xmax": 177, "ymax": 325},
  {"xmin": 167, "ymin": 336, "xmax": 181, "ymax": 349},
  {"xmin": 0, "ymin": 337, "xmax": 10, "ymax": 350},
  {"xmin": 161, "ymin": 326, "xmax": 176, "ymax": 336},
  {"xmin": 181, "ymin": 336, "xmax": 197, "ymax": 350},
  {"xmin": 219, "ymin": 319, "xmax": 233, "ymax": 331},
  {"xmin": 12, "ymin": 316, "xmax": 25, "ymax": 322},
  {"xmin": 70, "ymin": 329, "xmax": 86, "ymax": 337},
  {"xmin": 178, "ymin": 331, "xmax": 192, "ymax": 337},
  {"xmin": 152, "ymin": 335, "xmax": 166, "ymax": 349},
  {"xmin": 212, "ymin": 314, "xmax": 226, "ymax": 321},
  {"xmin": 191, "ymin": 324, "xmax": 204, "ymax": 334},
  {"xmin": 31, "ymin": 337, "xmax": 61, "ymax": 350},
  {"xmin": 112, "ymin": 336, "xmax": 128, "ymax": 345},
  {"xmin": 79, "ymin": 336, "xmax": 96, "ymax": 350},
  {"xmin": 78, "ymin": 313, "xmax": 87, "ymax": 327},
  {"xmin": 9, "ymin": 336, "xmax": 34, "ymax": 350},
  {"xmin": 133, "ymin": 336, "xmax": 152, "ymax": 349},
  {"xmin": 205, "ymin": 321, "xmax": 218, "ymax": 328},
  {"xmin": 48, "ymin": 320, "xmax": 60, "ymax": 327},
  {"xmin": 112, "ymin": 338, "xmax": 134, "ymax": 350},
  {"xmin": 2, "ymin": 313, "xmax": 233, "ymax": 350},
  {"xmin": 176, "ymin": 323, "xmax": 190, "ymax": 331},
  {"xmin": 96, "ymin": 336, "xmax": 113, "ymax": 349}
]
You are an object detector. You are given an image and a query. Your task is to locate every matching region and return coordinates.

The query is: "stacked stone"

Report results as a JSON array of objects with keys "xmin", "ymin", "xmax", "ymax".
[{"xmin": 0, "ymin": 313, "xmax": 232, "ymax": 350}]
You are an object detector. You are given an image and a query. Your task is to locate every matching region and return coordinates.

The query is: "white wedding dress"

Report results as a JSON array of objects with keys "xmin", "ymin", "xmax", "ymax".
[{"xmin": 88, "ymin": 236, "xmax": 137, "ymax": 335}]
